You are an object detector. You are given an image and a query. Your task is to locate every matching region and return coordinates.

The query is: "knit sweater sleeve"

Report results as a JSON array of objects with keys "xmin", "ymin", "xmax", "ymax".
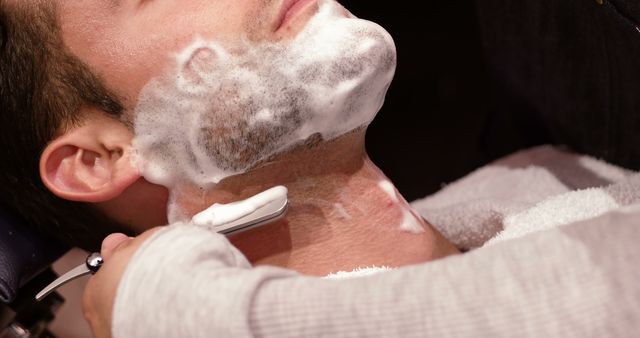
[{"xmin": 112, "ymin": 206, "xmax": 640, "ymax": 338}]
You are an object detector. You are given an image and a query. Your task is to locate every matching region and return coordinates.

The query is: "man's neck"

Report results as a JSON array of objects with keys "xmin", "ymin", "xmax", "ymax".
[{"xmin": 175, "ymin": 130, "xmax": 459, "ymax": 276}]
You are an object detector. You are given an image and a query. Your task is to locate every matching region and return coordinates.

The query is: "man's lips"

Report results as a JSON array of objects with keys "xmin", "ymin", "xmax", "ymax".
[{"xmin": 276, "ymin": 0, "xmax": 316, "ymax": 31}]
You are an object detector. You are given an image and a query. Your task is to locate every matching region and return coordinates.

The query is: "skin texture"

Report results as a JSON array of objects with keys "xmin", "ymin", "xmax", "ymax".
[{"xmin": 38, "ymin": 1, "xmax": 461, "ymax": 335}]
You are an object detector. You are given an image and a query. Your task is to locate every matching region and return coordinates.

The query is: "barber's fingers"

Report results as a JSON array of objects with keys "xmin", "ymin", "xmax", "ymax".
[{"xmin": 101, "ymin": 233, "xmax": 132, "ymax": 261}]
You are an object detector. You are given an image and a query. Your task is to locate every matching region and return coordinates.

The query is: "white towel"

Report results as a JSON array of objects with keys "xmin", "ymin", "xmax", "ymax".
[{"xmin": 411, "ymin": 145, "xmax": 639, "ymax": 250}]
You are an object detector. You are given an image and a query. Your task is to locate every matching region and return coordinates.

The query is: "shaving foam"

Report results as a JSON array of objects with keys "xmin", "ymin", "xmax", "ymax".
[
  {"xmin": 132, "ymin": 0, "xmax": 396, "ymax": 221},
  {"xmin": 378, "ymin": 180, "xmax": 425, "ymax": 234}
]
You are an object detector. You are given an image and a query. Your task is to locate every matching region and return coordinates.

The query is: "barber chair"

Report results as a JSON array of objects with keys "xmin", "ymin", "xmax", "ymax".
[{"xmin": 0, "ymin": 205, "xmax": 68, "ymax": 338}]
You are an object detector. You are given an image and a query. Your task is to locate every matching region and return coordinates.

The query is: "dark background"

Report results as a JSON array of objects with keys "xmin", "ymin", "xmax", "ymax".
[
  {"xmin": 344, "ymin": 0, "xmax": 640, "ymax": 201},
  {"xmin": 343, "ymin": 0, "xmax": 493, "ymax": 201}
]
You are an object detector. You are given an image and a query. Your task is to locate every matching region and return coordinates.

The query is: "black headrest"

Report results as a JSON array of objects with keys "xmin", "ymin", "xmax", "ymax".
[{"xmin": 0, "ymin": 205, "xmax": 67, "ymax": 304}]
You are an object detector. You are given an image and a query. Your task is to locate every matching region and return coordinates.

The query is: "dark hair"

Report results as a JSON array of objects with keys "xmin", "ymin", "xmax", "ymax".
[{"xmin": 0, "ymin": 2, "xmax": 131, "ymax": 250}]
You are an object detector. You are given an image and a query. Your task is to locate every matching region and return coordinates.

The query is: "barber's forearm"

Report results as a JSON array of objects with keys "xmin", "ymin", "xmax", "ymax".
[
  {"xmin": 248, "ymin": 210, "xmax": 640, "ymax": 337},
  {"xmin": 112, "ymin": 209, "xmax": 640, "ymax": 337}
]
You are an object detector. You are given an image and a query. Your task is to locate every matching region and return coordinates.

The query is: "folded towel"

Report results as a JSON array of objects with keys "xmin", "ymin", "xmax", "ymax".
[{"xmin": 411, "ymin": 145, "xmax": 638, "ymax": 250}]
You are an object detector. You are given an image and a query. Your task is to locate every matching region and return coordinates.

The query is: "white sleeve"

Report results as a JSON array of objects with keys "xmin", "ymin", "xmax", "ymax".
[{"xmin": 112, "ymin": 206, "xmax": 640, "ymax": 338}]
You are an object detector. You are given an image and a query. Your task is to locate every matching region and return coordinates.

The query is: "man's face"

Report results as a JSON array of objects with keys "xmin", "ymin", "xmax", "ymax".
[
  {"xmin": 58, "ymin": 0, "xmax": 322, "ymax": 111},
  {"xmin": 58, "ymin": 0, "xmax": 396, "ymax": 223}
]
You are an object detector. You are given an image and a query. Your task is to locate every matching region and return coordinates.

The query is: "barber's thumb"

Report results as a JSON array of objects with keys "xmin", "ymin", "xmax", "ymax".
[{"xmin": 101, "ymin": 233, "xmax": 131, "ymax": 261}]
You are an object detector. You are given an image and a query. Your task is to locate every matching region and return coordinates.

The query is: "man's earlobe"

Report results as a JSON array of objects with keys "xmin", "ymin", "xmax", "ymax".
[{"xmin": 40, "ymin": 114, "xmax": 140, "ymax": 203}]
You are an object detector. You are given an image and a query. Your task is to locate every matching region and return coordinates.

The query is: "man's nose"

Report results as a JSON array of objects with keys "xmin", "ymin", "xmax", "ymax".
[{"xmin": 101, "ymin": 233, "xmax": 131, "ymax": 261}]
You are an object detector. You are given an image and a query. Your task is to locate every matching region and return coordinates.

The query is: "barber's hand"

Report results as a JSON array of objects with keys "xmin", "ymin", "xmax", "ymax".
[{"xmin": 82, "ymin": 227, "xmax": 163, "ymax": 338}]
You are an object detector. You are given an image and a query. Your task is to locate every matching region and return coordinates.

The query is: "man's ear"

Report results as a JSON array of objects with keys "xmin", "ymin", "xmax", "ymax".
[{"xmin": 40, "ymin": 112, "xmax": 140, "ymax": 203}]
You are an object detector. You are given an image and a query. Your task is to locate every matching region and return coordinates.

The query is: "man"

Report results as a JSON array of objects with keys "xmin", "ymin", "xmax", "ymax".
[
  {"xmin": 1, "ymin": 0, "xmax": 458, "ymax": 280},
  {"xmin": 2, "ymin": 0, "xmax": 639, "ymax": 337},
  {"xmin": 78, "ymin": 0, "xmax": 639, "ymax": 336}
]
